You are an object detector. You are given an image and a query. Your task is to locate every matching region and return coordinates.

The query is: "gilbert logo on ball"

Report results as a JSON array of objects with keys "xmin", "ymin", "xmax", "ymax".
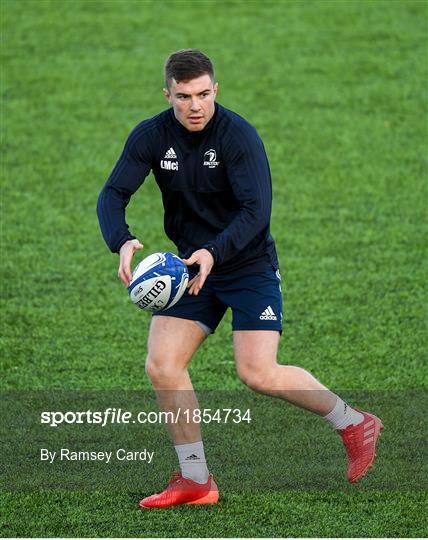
[{"xmin": 128, "ymin": 252, "xmax": 189, "ymax": 312}]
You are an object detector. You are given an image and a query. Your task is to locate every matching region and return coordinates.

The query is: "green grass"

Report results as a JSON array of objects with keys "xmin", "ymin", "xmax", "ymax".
[{"xmin": 1, "ymin": 0, "xmax": 427, "ymax": 537}]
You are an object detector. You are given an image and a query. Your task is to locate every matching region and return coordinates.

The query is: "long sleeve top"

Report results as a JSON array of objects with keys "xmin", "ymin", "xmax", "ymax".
[{"xmin": 97, "ymin": 103, "xmax": 278, "ymax": 276}]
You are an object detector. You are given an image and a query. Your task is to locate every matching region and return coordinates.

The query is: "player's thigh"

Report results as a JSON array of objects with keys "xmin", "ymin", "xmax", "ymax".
[
  {"xmin": 233, "ymin": 330, "xmax": 280, "ymax": 383},
  {"xmin": 154, "ymin": 271, "xmax": 227, "ymax": 335},
  {"xmin": 147, "ymin": 315, "xmax": 207, "ymax": 371}
]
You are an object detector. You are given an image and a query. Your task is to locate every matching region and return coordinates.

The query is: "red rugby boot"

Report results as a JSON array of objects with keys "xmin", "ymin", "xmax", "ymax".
[
  {"xmin": 338, "ymin": 411, "xmax": 384, "ymax": 483},
  {"xmin": 139, "ymin": 472, "xmax": 219, "ymax": 508}
]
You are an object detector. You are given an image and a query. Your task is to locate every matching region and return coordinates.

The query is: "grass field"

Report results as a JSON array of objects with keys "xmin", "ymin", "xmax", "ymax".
[{"xmin": 1, "ymin": 0, "xmax": 427, "ymax": 537}]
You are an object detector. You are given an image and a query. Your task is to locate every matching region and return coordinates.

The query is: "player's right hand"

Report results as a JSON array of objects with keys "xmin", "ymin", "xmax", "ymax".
[{"xmin": 118, "ymin": 239, "xmax": 144, "ymax": 287}]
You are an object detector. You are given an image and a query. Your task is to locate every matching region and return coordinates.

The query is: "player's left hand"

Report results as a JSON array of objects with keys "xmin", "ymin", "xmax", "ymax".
[{"xmin": 182, "ymin": 249, "xmax": 214, "ymax": 295}]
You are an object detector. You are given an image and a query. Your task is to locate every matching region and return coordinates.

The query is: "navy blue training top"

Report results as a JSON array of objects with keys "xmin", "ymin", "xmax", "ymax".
[{"xmin": 97, "ymin": 103, "xmax": 278, "ymax": 276}]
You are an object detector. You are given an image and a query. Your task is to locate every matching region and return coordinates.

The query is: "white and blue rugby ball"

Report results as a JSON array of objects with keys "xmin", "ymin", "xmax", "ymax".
[{"xmin": 128, "ymin": 252, "xmax": 189, "ymax": 312}]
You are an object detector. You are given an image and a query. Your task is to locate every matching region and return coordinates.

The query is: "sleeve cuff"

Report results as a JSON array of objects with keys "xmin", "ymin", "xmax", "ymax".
[
  {"xmin": 116, "ymin": 235, "xmax": 136, "ymax": 254},
  {"xmin": 203, "ymin": 243, "xmax": 218, "ymax": 265}
]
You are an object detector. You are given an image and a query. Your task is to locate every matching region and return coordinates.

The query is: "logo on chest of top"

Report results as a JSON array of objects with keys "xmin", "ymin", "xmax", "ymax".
[
  {"xmin": 161, "ymin": 147, "xmax": 178, "ymax": 171},
  {"xmin": 203, "ymin": 149, "xmax": 220, "ymax": 168}
]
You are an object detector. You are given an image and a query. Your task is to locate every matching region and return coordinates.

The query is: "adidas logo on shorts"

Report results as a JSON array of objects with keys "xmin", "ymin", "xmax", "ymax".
[{"xmin": 259, "ymin": 306, "xmax": 277, "ymax": 320}]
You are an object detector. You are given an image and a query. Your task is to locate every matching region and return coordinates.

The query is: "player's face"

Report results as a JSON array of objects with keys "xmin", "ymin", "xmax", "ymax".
[{"xmin": 163, "ymin": 74, "xmax": 218, "ymax": 132}]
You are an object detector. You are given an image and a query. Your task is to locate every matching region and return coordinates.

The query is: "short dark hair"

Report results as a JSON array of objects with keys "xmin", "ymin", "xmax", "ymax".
[{"xmin": 164, "ymin": 49, "xmax": 214, "ymax": 88}]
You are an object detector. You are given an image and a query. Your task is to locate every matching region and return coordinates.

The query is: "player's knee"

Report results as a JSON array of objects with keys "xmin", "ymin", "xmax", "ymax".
[
  {"xmin": 236, "ymin": 363, "xmax": 273, "ymax": 392},
  {"xmin": 145, "ymin": 355, "xmax": 181, "ymax": 384}
]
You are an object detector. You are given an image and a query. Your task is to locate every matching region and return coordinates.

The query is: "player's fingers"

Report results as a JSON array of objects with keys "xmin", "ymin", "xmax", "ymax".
[
  {"xmin": 118, "ymin": 269, "xmax": 129, "ymax": 287},
  {"xmin": 188, "ymin": 276, "xmax": 201, "ymax": 295},
  {"xmin": 118, "ymin": 259, "xmax": 132, "ymax": 286},
  {"xmin": 192, "ymin": 283, "xmax": 203, "ymax": 295},
  {"xmin": 196, "ymin": 272, "xmax": 208, "ymax": 291},
  {"xmin": 196, "ymin": 258, "xmax": 212, "ymax": 289},
  {"xmin": 182, "ymin": 254, "xmax": 196, "ymax": 266},
  {"xmin": 187, "ymin": 275, "xmax": 198, "ymax": 288},
  {"xmin": 124, "ymin": 268, "xmax": 133, "ymax": 286},
  {"xmin": 187, "ymin": 279, "xmax": 196, "ymax": 295}
]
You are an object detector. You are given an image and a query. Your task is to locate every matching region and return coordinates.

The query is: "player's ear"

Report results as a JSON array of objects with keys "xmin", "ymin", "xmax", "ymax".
[
  {"xmin": 163, "ymin": 88, "xmax": 172, "ymax": 103},
  {"xmin": 213, "ymin": 82, "xmax": 218, "ymax": 98}
]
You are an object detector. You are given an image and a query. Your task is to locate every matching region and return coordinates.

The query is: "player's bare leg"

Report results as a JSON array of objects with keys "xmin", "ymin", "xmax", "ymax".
[
  {"xmin": 233, "ymin": 330, "xmax": 383, "ymax": 482},
  {"xmin": 233, "ymin": 330, "xmax": 337, "ymax": 413},
  {"xmin": 145, "ymin": 315, "xmax": 206, "ymax": 444},
  {"xmin": 141, "ymin": 315, "xmax": 219, "ymax": 508}
]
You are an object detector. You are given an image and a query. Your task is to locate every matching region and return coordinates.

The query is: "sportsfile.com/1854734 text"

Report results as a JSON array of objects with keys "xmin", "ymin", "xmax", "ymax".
[{"xmin": 40, "ymin": 408, "xmax": 252, "ymax": 427}]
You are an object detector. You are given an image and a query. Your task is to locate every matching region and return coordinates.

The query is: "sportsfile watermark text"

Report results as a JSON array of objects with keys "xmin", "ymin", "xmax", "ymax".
[{"xmin": 41, "ymin": 407, "xmax": 252, "ymax": 427}]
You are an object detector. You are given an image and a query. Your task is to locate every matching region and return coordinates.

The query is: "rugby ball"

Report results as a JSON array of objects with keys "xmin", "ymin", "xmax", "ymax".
[{"xmin": 128, "ymin": 252, "xmax": 189, "ymax": 312}]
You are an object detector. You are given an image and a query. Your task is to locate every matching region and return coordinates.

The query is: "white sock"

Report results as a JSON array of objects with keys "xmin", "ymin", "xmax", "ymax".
[
  {"xmin": 174, "ymin": 441, "xmax": 209, "ymax": 484},
  {"xmin": 324, "ymin": 396, "xmax": 364, "ymax": 430}
]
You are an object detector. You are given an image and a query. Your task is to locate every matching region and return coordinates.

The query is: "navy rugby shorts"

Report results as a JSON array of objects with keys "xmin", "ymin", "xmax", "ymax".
[{"xmin": 153, "ymin": 267, "xmax": 283, "ymax": 333}]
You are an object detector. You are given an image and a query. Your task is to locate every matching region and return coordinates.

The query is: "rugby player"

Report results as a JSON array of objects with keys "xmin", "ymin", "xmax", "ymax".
[{"xmin": 97, "ymin": 49, "xmax": 383, "ymax": 508}]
